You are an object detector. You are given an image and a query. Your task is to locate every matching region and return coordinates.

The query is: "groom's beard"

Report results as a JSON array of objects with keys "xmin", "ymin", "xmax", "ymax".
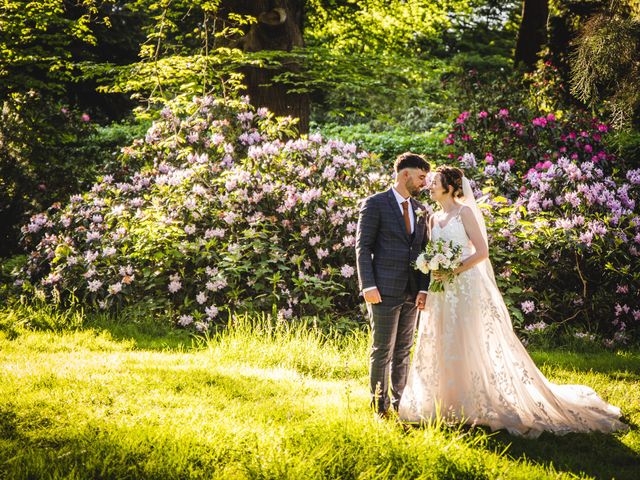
[{"xmin": 406, "ymin": 183, "xmax": 422, "ymax": 197}]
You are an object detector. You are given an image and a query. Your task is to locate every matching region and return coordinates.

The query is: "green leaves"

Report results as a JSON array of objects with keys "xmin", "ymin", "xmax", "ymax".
[
  {"xmin": 15, "ymin": 95, "xmax": 391, "ymax": 326},
  {"xmin": 0, "ymin": 0, "xmax": 108, "ymax": 96}
]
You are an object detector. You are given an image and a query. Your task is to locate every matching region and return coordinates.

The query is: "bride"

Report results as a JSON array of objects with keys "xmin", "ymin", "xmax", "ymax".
[{"xmin": 398, "ymin": 166, "xmax": 628, "ymax": 438}]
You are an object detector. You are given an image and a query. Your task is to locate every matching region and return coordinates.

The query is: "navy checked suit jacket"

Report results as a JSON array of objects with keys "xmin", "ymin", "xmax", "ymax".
[{"xmin": 356, "ymin": 189, "xmax": 430, "ymax": 298}]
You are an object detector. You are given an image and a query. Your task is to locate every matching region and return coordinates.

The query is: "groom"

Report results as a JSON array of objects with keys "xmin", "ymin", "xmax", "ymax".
[{"xmin": 356, "ymin": 152, "xmax": 431, "ymax": 418}]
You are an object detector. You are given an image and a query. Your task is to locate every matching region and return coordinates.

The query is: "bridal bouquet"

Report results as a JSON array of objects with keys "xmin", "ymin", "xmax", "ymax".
[{"xmin": 415, "ymin": 239, "xmax": 463, "ymax": 292}]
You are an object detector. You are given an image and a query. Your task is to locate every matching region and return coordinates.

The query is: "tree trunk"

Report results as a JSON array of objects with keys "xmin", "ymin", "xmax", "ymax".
[
  {"xmin": 219, "ymin": 0, "xmax": 309, "ymax": 132},
  {"xmin": 514, "ymin": 0, "xmax": 549, "ymax": 70}
]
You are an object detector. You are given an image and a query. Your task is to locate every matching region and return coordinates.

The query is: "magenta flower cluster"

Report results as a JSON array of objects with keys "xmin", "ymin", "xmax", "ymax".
[{"xmin": 443, "ymin": 108, "xmax": 640, "ymax": 344}]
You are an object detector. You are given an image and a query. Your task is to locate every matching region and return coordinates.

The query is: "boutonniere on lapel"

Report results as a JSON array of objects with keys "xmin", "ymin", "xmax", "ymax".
[{"xmin": 415, "ymin": 208, "xmax": 427, "ymax": 221}]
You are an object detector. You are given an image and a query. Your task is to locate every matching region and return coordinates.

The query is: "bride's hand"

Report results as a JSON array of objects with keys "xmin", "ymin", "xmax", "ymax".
[{"xmin": 432, "ymin": 271, "xmax": 450, "ymax": 282}]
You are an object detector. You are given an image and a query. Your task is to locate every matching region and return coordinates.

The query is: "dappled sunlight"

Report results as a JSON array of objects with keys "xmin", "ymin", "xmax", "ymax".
[
  {"xmin": 1, "ymin": 326, "xmax": 639, "ymax": 479},
  {"xmin": 0, "ymin": 328, "xmax": 135, "ymax": 354},
  {"xmin": 1, "ymin": 1, "xmax": 639, "ymax": 478},
  {"xmin": 0, "ymin": 328, "xmax": 370, "ymax": 429}
]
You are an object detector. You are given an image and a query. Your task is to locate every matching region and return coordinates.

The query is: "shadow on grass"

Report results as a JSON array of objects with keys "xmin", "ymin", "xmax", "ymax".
[
  {"xmin": 82, "ymin": 316, "xmax": 199, "ymax": 351},
  {"xmin": 529, "ymin": 349, "xmax": 640, "ymax": 382},
  {"xmin": 0, "ymin": 364, "xmax": 326, "ymax": 479},
  {"xmin": 485, "ymin": 426, "xmax": 640, "ymax": 480},
  {"xmin": 0, "ymin": 302, "xmax": 199, "ymax": 351}
]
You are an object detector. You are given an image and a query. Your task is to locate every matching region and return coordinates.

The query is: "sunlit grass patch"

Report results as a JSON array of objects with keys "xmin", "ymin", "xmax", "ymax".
[{"xmin": 0, "ymin": 313, "xmax": 638, "ymax": 479}]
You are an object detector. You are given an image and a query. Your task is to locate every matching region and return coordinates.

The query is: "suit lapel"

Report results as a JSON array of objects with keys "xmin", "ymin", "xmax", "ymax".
[
  {"xmin": 410, "ymin": 198, "xmax": 425, "ymax": 247},
  {"xmin": 386, "ymin": 189, "xmax": 411, "ymax": 243}
]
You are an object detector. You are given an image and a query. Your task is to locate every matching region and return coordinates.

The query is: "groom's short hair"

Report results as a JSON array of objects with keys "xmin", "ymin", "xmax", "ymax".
[{"xmin": 394, "ymin": 152, "xmax": 431, "ymax": 173}]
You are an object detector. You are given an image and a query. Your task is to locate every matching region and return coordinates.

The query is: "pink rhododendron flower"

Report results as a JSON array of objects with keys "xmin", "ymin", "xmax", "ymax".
[
  {"xmin": 168, "ymin": 279, "xmax": 182, "ymax": 293},
  {"xmin": 196, "ymin": 292, "xmax": 207, "ymax": 304},
  {"xmin": 532, "ymin": 117, "xmax": 547, "ymax": 127},
  {"xmin": 525, "ymin": 321, "xmax": 547, "ymax": 331},
  {"xmin": 521, "ymin": 301, "xmax": 535, "ymax": 314},
  {"xmin": 616, "ymin": 285, "xmax": 629, "ymax": 294},
  {"xmin": 340, "ymin": 265, "xmax": 355, "ymax": 278},
  {"xmin": 108, "ymin": 282, "xmax": 122, "ymax": 295},
  {"xmin": 456, "ymin": 111, "xmax": 470, "ymax": 124}
]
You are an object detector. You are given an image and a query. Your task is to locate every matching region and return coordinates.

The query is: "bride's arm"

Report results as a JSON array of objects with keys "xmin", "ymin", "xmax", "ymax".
[
  {"xmin": 454, "ymin": 206, "xmax": 489, "ymax": 275},
  {"xmin": 428, "ymin": 213, "xmax": 435, "ymax": 240}
]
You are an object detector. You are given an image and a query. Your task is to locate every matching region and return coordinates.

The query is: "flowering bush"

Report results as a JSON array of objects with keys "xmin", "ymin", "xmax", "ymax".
[
  {"xmin": 317, "ymin": 123, "xmax": 445, "ymax": 165},
  {"xmin": 14, "ymin": 96, "xmax": 390, "ymax": 329},
  {"xmin": 444, "ymin": 107, "xmax": 640, "ymax": 345},
  {"xmin": 12, "ymin": 94, "xmax": 640, "ymax": 344},
  {"xmin": 445, "ymin": 108, "xmax": 616, "ymax": 195}
]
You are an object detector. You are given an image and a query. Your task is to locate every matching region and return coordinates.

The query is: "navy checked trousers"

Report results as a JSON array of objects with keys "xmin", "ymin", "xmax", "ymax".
[{"xmin": 368, "ymin": 291, "xmax": 418, "ymax": 413}]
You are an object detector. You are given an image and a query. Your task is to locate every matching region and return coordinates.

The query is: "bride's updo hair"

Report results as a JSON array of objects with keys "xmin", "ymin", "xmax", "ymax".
[{"xmin": 436, "ymin": 166, "xmax": 464, "ymax": 198}]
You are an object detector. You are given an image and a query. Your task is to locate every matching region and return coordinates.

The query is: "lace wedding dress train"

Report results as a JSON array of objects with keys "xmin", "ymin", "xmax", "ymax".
[{"xmin": 398, "ymin": 213, "xmax": 628, "ymax": 438}]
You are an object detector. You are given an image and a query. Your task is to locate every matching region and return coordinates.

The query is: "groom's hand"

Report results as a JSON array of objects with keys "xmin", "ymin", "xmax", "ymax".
[
  {"xmin": 415, "ymin": 292, "xmax": 427, "ymax": 310},
  {"xmin": 363, "ymin": 288, "xmax": 382, "ymax": 304}
]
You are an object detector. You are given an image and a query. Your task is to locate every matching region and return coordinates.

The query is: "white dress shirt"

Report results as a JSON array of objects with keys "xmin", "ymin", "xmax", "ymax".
[{"xmin": 392, "ymin": 187, "xmax": 414, "ymax": 234}]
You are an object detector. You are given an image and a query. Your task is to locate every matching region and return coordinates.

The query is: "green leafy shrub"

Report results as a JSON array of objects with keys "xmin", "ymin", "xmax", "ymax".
[
  {"xmin": 444, "ymin": 106, "xmax": 640, "ymax": 345},
  {"xmin": 15, "ymin": 96, "xmax": 390, "ymax": 329},
  {"xmin": 0, "ymin": 92, "xmax": 98, "ymax": 256},
  {"xmin": 317, "ymin": 123, "xmax": 447, "ymax": 165}
]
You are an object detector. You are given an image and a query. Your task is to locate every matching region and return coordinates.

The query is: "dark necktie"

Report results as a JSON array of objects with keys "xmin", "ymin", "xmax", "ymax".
[{"xmin": 402, "ymin": 200, "xmax": 411, "ymax": 234}]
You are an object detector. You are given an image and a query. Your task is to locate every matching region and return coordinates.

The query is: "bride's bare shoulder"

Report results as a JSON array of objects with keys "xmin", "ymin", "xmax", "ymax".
[
  {"xmin": 458, "ymin": 205, "xmax": 477, "ymax": 225},
  {"xmin": 458, "ymin": 204, "xmax": 472, "ymax": 214}
]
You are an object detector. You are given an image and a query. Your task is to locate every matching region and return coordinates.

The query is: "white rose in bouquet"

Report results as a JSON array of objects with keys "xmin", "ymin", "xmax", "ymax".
[
  {"xmin": 413, "ymin": 239, "xmax": 463, "ymax": 292},
  {"xmin": 416, "ymin": 253, "xmax": 429, "ymax": 274}
]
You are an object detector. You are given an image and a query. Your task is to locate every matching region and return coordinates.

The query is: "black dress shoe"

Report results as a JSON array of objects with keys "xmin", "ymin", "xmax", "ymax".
[{"xmin": 375, "ymin": 410, "xmax": 391, "ymax": 421}]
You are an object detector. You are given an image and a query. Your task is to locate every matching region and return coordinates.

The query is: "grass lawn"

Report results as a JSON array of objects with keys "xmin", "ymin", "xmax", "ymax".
[{"xmin": 0, "ymin": 310, "xmax": 638, "ymax": 479}]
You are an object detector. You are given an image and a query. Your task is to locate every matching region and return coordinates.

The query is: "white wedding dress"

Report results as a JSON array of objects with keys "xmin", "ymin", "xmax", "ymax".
[{"xmin": 398, "ymin": 209, "xmax": 628, "ymax": 438}]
